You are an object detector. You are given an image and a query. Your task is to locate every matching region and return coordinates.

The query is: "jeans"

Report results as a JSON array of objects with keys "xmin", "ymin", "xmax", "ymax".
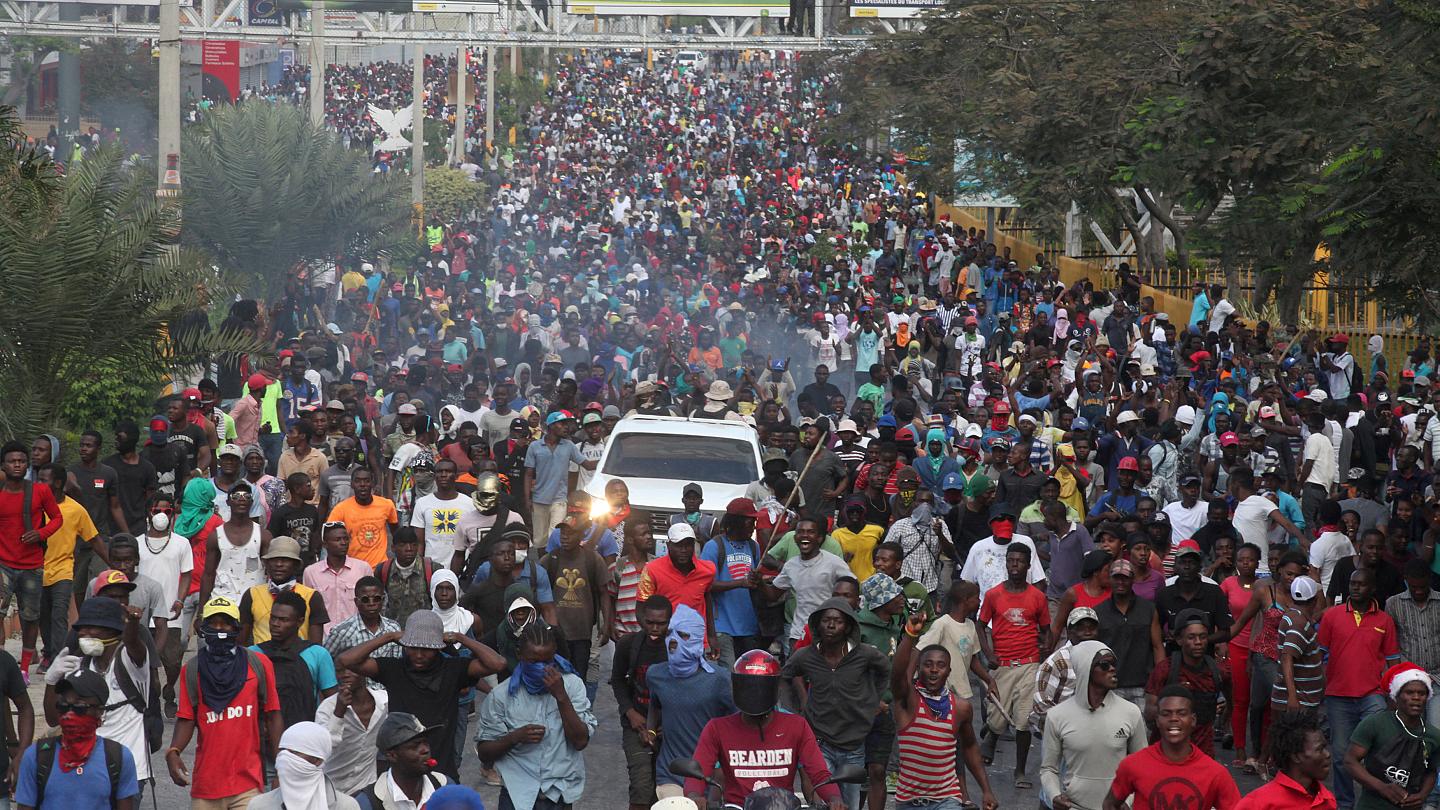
[
  {"xmin": 1326, "ymin": 693, "xmax": 1385, "ymax": 808},
  {"xmin": 39, "ymin": 580, "xmax": 72, "ymax": 659},
  {"xmin": 259, "ymin": 432, "xmax": 284, "ymax": 476},
  {"xmin": 560, "ymin": 638, "xmax": 594, "ymax": 701},
  {"xmin": 498, "ymin": 788, "xmax": 571, "ymax": 810},
  {"xmin": 818, "ymin": 741, "xmax": 866, "ymax": 810},
  {"xmin": 713, "ymin": 633, "xmax": 762, "ymax": 672},
  {"xmin": 1248, "ymin": 653, "xmax": 1279, "ymax": 759},
  {"xmin": 898, "ymin": 800, "xmax": 966, "ymax": 810}
]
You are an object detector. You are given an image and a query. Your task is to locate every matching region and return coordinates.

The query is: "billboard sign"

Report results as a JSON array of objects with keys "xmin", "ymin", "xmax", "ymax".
[
  {"xmin": 201, "ymin": 40, "xmax": 240, "ymax": 102},
  {"xmin": 566, "ymin": 0, "xmax": 785, "ymax": 16},
  {"xmin": 275, "ymin": 0, "xmax": 498, "ymax": 12},
  {"xmin": 248, "ymin": 0, "xmax": 283, "ymax": 26},
  {"xmin": 849, "ymin": 0, "xmax": 939, "ymax": 18}
]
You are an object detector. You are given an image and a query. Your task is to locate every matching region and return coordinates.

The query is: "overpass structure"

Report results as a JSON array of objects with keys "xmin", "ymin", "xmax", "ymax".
[{"xmin": 0, "ymin": 0, "xmax": 912, "ymax": 48}]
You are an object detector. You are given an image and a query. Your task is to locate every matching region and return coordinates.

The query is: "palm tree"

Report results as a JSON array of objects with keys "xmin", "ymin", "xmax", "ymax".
[
  {"xmin": 181, "ymin": 101, "xmax": 412, "ymax": 297},
  {"xmin": 0, "ymin": 105, "xmax": 260, "ymax": 441}
]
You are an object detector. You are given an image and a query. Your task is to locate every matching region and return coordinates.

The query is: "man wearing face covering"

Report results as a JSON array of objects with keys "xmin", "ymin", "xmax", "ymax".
[
  {"xmin": 167, "ymin": 596, "xmax": 283, "ymax": 809},
  {"xmin": 455, "ymin": 473, "xmax": 525, "ymax": 580},
  {"xmin": 1039, "ymin": 640, "xmax": 1145, "ymax": 810},
  {"xmin": 247, "ymin": 721, "xmax": 360, "ymax": 810},
  {"xmin": 15, "ymin": 669, "xmax": 139, "ymax": 809},
  {"xmin": 644, "ymin": 603, "xmax": 736, "ymax": 800}
]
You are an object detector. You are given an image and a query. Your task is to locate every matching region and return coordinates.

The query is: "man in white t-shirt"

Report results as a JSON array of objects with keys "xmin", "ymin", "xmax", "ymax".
[
  {"xmin": 1299, "ymin": 410, "xmax": 1337, "ymax": 530},
  {"xmin": 959, "ymin": 503, "xmax": 1045, "ymax": 604},
  {"xmin": 1162, "ymin": 473, "xmax": 1209, "ymax": 542},
  {"xmin": 1308, "ymin": 500, "xmax": 1354, "ymax": 593},
  {"xmin": 1230, "ymin": 469, "xmax": 1307, "ymax": 574},
  {"xmin": 409, "ymin": 458, "xmax": 479, "ymax": 568}
]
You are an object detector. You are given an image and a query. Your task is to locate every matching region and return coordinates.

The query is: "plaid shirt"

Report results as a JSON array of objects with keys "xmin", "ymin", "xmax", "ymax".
[
  {"xmin": 885, "ymin": 517, "xmax": 951, "ymax": 594},
  {"xmin": 1029, "ymin": 641, "xmax": 1077, "ymax": 733},
  {"xmin": 323, "ymin": 613, "xmax": 403, "ymax": 660}
]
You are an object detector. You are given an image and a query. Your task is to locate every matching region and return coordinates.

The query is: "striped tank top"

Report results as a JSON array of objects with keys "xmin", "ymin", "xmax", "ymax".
[{"xmin": 895, "ymin": 685, "xmax": 963, "ymax": 803}]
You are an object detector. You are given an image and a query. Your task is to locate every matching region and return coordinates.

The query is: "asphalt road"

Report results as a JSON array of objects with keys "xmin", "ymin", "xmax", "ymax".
[{"xmin": 10, "ymin": 635, "xmax": 1267, "ymax": 809}]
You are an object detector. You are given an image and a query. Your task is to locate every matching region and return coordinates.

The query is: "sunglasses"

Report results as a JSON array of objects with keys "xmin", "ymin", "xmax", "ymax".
[
  {"xmin": 323, "ymin": 521, "xmax": 347, "ymax": 531},
  {"xmin": 1094, "ymin": 660, "xmax": 1118, "ymax": 671},
  {"xmin": 56, "ymin": 701, "xmax": 99, "ymax": 715},
  {"xmin": 356, "ymin": 595, "xmax": 384, "ymax": 604}
]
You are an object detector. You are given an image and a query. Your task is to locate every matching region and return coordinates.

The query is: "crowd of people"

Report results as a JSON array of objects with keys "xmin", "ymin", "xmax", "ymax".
[{"xmin": 8, "ymin": 45, "xmax": 1440, "ymax": 810}]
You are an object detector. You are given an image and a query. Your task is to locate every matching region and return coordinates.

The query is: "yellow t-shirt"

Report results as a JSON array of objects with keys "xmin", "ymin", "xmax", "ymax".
[
  {"xmin": 832, "ymin": 524, "xmax": 884, "ymax": 582},
  {"xmin": 45, "ymin": 498, "xmax": 97, "ymax": 586}
]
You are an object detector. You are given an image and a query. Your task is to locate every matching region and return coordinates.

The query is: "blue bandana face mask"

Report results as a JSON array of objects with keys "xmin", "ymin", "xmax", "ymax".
[{"xmin": 509, "ymin": 655, "xmax": 577, "ymax": 696}]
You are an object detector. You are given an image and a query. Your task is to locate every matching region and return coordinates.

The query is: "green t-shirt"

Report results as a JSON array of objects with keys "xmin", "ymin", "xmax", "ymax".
[
  {"xmin": 1352, "ymin": 710, "xmax": 1440, "ymax": 810},
  {"xmin": 768, "ymin": 532, "xmax": 844, "ymax": 565},
  {"xmin": 719, "ymin": 336, "xmax": 747, "ymax": 369}
]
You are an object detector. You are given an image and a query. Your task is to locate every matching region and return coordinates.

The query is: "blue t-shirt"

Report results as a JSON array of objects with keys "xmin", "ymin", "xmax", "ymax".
[
  {"xmin": 16, "ymin": 738, "xmax": 140, "ymax": 809},
  {"xmin": 249, "ymin": 642, "xmax": 338, "ymax": 698},
  {"xmin": 1088, "ymin": 491, "xmax": 1141, "ymax": 517},
  {"xmin": 472, "ymin": 560, "xmax": 556, "ymax": 604},
  {"xmin": 544, "ymin": 526, "xmax": 619, "ymax": 558},
  {"xmin": 699, "ymin": 537, "xmax": 760, "ymax": 636},
  {"xmin": 647, "ymin": 663, "xmax": 736, "ymax": 786},
  {"xmin": 524, "ymin": 440, "xmax": 585, "ymax": 505}
]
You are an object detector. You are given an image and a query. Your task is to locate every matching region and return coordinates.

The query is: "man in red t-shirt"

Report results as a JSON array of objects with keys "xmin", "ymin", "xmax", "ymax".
[
  {"xmin": 0, "ymin": 440, "xmax": 63, "ymax": 679},
  {"xmin": 166, "ymin": 596, "xmax": 282, "ymax": 807},
  {"xmin": 976, "ymin": 541, "xmax": 1050, "ymax": 788},
  {"xmin": 1105, "ymin": 684, "xmax": 1241, "ymax": 810}
]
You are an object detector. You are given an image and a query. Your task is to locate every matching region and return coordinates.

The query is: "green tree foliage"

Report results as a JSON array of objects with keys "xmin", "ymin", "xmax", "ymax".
[
  {"xmin": 0, "ymin": 106, "xmax": 260, "ymax": 441},
  {"xmin": 424, "ymin": 167, "xmax": 489, "ymax": 222},
  {"xmin": 181, "ymin": 102, "xmax": 411, "ymax": 297}
]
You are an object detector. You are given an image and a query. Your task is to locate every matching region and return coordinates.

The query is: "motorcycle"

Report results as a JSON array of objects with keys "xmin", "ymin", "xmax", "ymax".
[{"xmin": 668, "ymin": 757, "xmax": 867, "ymax": 810}]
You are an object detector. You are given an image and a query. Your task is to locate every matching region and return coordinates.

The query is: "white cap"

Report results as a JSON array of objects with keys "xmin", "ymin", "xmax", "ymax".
[
  {"xmin": 666, "ymin": 523, "xmax": 697, "ymax": 544},
  {"xmin": 217, "ymin": 443, "xmax": 242, "ymax": 459},
  {"xmin": 1116, "ymin": 411, "xmax": 1141, "ymax": 424},
  {"xmin": 651, "ymin": 799, "xmax": 699, "ymax": 810},
  {"xmin": 1290, "ymin": 575, "xmax": 1320, "ymax": 602},
  {"xmin": 836, "ymin": 419, "xmax": 859, "ymax": 435},
  {"xmin": 1306, "ymin": 390, "xmax": 1329, "ymax": 403},
  {"xmin": 397, "ymin": 403, "xmax": 418, "ymax": 415},
  {"xmin": 1174, "ymin": 405, "xmax": 1196, "ymax": 424}
]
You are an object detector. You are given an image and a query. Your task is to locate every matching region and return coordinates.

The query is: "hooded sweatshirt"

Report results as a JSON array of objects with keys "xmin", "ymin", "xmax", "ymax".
[
  {"xmin": 1038, "ymin": 640, "xmax": 1146, "ymax": 810},
  {"xmin": 780, "ymin": 597, "xmax": 889, "ymax": 748}
]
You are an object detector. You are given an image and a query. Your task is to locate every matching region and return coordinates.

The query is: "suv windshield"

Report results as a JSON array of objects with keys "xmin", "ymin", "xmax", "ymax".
[{"xmin": 602, "ymin": 433, "xmax": 757, "ymax": 484}]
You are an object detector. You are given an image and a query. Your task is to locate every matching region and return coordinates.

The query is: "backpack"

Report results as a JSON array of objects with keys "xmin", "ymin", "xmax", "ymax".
[
  {"xmin": 376, "ymin": 558, "xmax": 436, "ymax": 592},
  {"xmin": 182, "ymin": 648, "xmax": 271, "ymax": 756},
  {"xmin": 1165, "ymin": 651, "xmax": 1224, "ymax": 726},
  {"xmin": 90, "ymin": 653, "xmax": 163, "ymax": 754},
  {"xmin": 33, "ymin": 736, "xmax": 124, "ymax": 809}
]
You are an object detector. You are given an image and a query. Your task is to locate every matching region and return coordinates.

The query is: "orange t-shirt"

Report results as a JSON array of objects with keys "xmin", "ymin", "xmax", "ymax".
[{"xmin": 326, "ymin": 496, "xmax": 398, "ymax": 568}]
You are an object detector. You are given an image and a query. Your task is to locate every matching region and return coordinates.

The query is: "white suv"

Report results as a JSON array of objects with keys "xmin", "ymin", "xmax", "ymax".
[{"xmin": 584, "ymin": 415, "xmax": 761, "ymax": 542}]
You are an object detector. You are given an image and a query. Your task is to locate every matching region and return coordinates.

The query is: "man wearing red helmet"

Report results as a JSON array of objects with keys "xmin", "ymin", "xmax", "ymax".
[{"xmin": 684, "ymin": 650, "xmax": 844, "ymax": 810}]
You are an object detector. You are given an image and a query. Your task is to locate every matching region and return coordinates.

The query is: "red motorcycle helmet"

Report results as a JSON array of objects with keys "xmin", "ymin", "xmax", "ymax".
[{"xmin": 732, "ymin": 649, "xmax": 781, "ymax": 717}]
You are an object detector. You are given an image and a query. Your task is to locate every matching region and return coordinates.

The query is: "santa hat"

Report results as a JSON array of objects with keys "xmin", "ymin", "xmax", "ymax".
[{"xmin": 1385, "ymin": 662, "xmax": 1432, "ymax": 700}]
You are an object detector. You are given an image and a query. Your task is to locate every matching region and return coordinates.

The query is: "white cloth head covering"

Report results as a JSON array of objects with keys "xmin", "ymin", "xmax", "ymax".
[
  {"xmin": 1369, "ymin": 334, "xmax": 1385, "ymax": 357},
  {"xmin": 276, "ymin": 721, "xmax": 331, "ymax": 810},
  {"xmin": 430, "ymin": 569, "xmax": 475, "ymax": 635}
]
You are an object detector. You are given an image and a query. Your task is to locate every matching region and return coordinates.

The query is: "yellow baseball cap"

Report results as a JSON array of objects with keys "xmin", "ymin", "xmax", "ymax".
[{"xmin": 201, "ymin": 596, "xmax": 241, "ymax": 622}]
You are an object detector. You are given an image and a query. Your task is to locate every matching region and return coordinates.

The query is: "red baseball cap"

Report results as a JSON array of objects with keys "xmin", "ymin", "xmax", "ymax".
[
  {"xmin": 725, "ymin": 498, "xmax": 760, "ymax": 518},
  {"xmin": 1117, "ymin": 456, "xmax": 1140, "ymax": 471}
]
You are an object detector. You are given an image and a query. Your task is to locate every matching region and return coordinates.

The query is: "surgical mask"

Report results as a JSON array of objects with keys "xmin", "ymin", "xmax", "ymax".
[
  {"xmin": 149, "ymin": 512, "xmax": 170, "ymax": 532},
  {"xmin": 77, "ymin": 637, "xmax": 110, "ymax": 657}
]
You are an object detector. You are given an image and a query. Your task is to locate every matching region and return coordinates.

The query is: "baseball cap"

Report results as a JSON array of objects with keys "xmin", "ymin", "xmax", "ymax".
[
  {"xmin": 377, "ymin": 712, "xmax": 442, "ymax": 751},
  {"xmin": 397, "ymin": 403, "xmax": 418, "ymax": 415},
  {"xmin": 1179, "ymin": 472, "xmax": 1202, "ymax": 486},
  {"xmin": 91, "ymin": 569, "xmax": 137, "ymax": 596},
  {"xmin": 326, "ymin": 400, "xmax": 346, "ymax": 411},
  {"xmin": 59, "ymin": 670, "xmax": 110, "ymax": 705},
  {"xmin": 1081, "ymin": 549, "xmax": 1111, "ymax": 578},
  {"xmin": 942, "ymin": 472, "xmax": 965, "ymax": 491},
  {"xmin": 1117, "ymin": 456, "xmax": 1140, "ymax": 472},
  {"xmin": 1067, "ymin": 606, "xmax": 1100, "ymax": 627},
  {"xmin": 399, "ymin": 610, "xmax": 446, "ymax": 649},
  {"xmin": 247, "ymin": 373, "xmax": 270, "ymax": 392},
  {"xmin": 682, "ymin": 482, "xmax": 703, "ymax": 498},
  {"xmin": 1071, "ymin": 417, "xmax": 1092, "ymax": 432},
  {"xmin": 1290, "ymin": 575, "xmax": 1320, "ymax": 602},
  {"xmin": 1219, "ymin": 431, "xmax": 1240, "ymax": 447},
  {"xmin": 964, "ymin": 474, "xmax": 994, "ymax": 498},
  {"xmin": 1174, "ymin": 539, "xmax": 1202, "ymax": 559},
  {"xmin": 581, "ymin": 412, "xmax": 602, "ymax": 426},
  {"xmin": 666, "ymin": 522, "xmax": 698, "ymax": 544},
  {"xmin": 545, "ymin": 411, "xmax": 575, "ymax": 426},
  {"xmin": 217, "ymin": 443, "xmax": 243, "ymax": 459},
  {"xmin": 1109, "ymin": 559, "xmax": 1136, "ymax": 578},
  {"xmin": 1116, "ymin": 411, "xmax": 1141, "ymax": 425},
  {"xmin": 988, "ymin": 501, "xmax": 1017, "ymax": 522},
  {"xmin": 1258, "ymin": 405, "xmax": 1277, "ymax": 419},
  {"xmin": 725, "ymin": 498, "xmax": 759, "ymax": 518},
  {"xmin": 262, "ymin": 536, "xmax": 303, "ymax": 561},
  {"xmin": 836, "ymin": 419, "xmax": 859, "ymax": 435},
  {"xmin": 509, "ymin": 417, "xmax": 529, "ymax": 431},
  {"xmin": 202, "ymin": 596, "xmax": 241, "ymax": 622}
]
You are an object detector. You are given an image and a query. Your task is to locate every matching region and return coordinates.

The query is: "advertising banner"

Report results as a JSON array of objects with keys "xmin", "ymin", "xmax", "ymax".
[
  {"xmin": 566, "ymin": 0, "xmax": 785, "ymax": 17},
  {"xmin": 275, "ymin": 0, "xmax": 499, "ymax": 12},
  {"xmin": 848, "ymin": 0, "xmax": 940, "ymax": 18},
  {"xmin": 201, "ymin": 40, "xmax": 240, "ymax": 102},
  {"xmin": 248, "ymin": 0, "xmax": 283, "ymax": 26}
]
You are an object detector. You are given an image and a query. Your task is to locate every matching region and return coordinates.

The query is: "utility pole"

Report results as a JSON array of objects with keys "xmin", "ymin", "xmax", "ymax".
[
  {"xmin": 452, "ymin": 45, "xmax": 466, "ymax": 165},
  {"xmin": 157, "ymin": 0, "xmax": 182, "ymax": 198},
  {"xmin": 412, "ymin": 45, "xmax": 424, "ymax": 206},
  {"xmin": 484, "ymin": 45, "xmax": 495, "ymax": 160},
  {"xmin": 57, "ymin": 4, "xmax": 81, "ymax": 162},
  {"xmin": 309, "ymin": 0, "xmax": 326, "ymax": 125}
]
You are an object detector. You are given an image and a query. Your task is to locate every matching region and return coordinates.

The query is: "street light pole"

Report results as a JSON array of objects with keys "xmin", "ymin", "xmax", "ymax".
[{"xmin": 157, "ymin": 0, "xmax": 181, "ymax": 198}]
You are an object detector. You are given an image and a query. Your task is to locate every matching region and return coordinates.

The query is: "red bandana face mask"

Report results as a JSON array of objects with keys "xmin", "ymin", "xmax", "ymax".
[{"xmin": 57, "ymin": 711, "xmax": 102, "ymax": 772}]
